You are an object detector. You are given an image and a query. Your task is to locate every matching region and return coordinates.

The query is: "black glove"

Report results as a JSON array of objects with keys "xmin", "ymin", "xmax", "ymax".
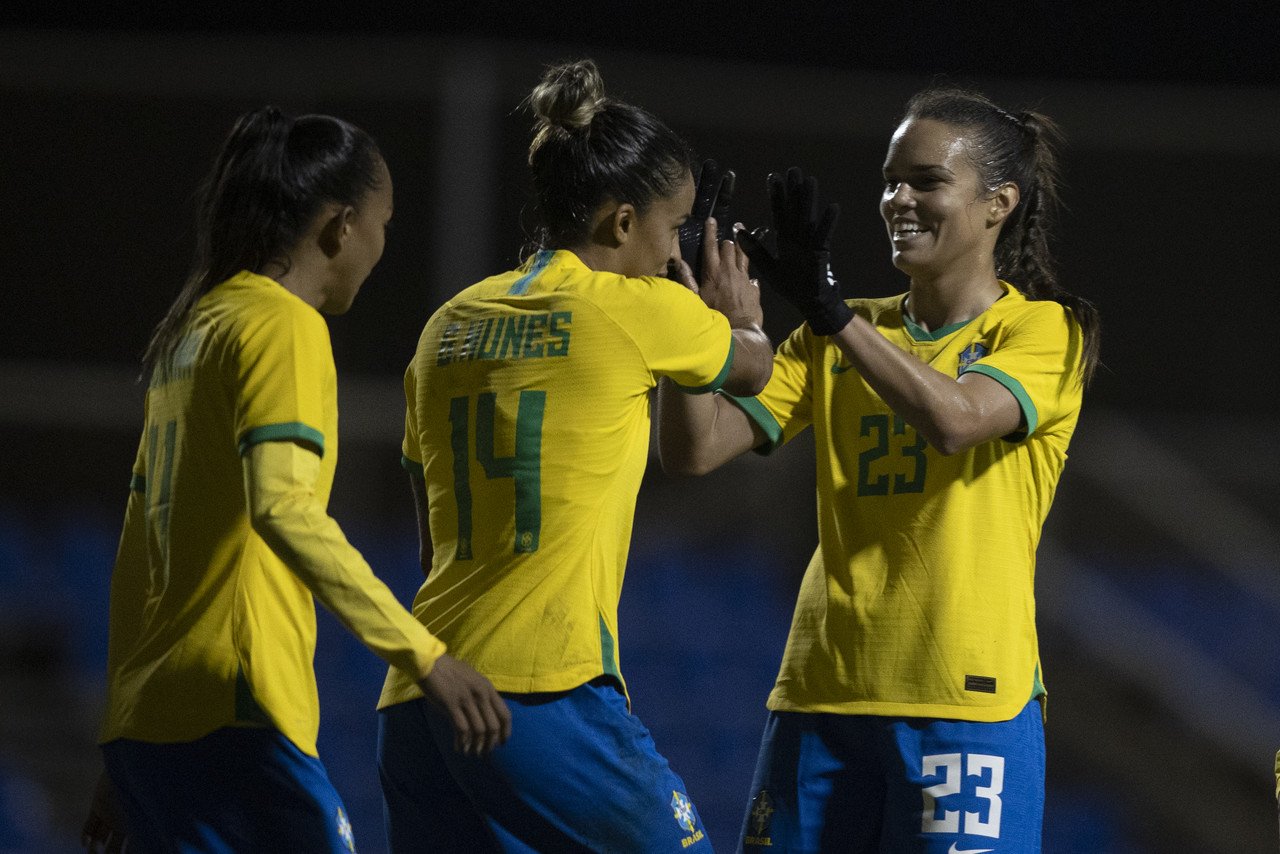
[
  {"xmin": 737, "ymin": 166, "xmax": 852, "ymax": 335},
  {"xmin": 675, "ymin": 159, "xmax": 736, "ymax": 282}
]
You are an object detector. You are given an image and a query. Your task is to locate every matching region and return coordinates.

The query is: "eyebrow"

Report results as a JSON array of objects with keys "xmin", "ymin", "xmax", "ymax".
[{"xmin": 883, "ymin": 163, "xmax": 954, "ymax": 177}]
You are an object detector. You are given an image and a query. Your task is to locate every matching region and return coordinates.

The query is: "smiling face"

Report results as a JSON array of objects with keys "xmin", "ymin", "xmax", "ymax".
[
  {"xmin": 615, "ymin": 170, "xmax": 695, "ymax": 278},
  {"xmin": 880, "ymin": 118, "xmax": 1006, "ymax": 281}
]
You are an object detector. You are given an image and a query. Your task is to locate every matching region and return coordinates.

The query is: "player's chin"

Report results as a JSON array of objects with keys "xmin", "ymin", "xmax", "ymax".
[{"xmin": 322, "ymin": 288, "xmax": 362, "ymax": 316}]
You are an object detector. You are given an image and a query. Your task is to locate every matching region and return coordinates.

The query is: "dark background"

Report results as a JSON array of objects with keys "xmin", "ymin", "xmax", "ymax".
[{"xmin": 2, "ymin": 6, "xmax": 1278, "ymax": 853}]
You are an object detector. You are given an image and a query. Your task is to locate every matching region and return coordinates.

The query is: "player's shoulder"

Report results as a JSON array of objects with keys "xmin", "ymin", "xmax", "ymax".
[
  {"xmin": 989, "ymin": 283, "xmax": 1076, "ymax": 331},
  {"xmin": 205, "ymin": 271, "xmax": 328, "ymax": 352},
  {"xmin": 852, "ymin": 292, "xmax": 909, "ymax": 327}
]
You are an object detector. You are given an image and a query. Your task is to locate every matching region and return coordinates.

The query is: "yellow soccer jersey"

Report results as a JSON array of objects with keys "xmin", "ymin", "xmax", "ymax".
[
  {"xmin": 731, "ymin": 282, "xmax": 1085, "ymax": 723},
  {"xmin": 379, "ymin": 249, "xmax": 733, "ymax": 706},
  {"xmin": 102, "ymin": 271, "xmax": 439, "ymax": 757}
]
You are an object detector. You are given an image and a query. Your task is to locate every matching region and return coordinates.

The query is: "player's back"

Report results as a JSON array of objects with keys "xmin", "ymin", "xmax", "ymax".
[{"xmin": 391, "ymin": 249, "xmax": 731, "ymax": 697}]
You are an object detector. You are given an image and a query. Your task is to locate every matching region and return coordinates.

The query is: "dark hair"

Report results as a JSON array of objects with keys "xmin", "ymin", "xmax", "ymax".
[
  {"xmin": 526, "ymin": 59, "xmax": 693, "ymax": 249},
  {"xmin": 902, "ymin": 87, "xmax": 1100, "ymax": 385},
  {"xmin": 141, "ymin": 106, "xmax": 385, "ymax": 381}
]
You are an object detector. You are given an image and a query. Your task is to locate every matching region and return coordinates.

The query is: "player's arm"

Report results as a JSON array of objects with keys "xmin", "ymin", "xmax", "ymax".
[
  {"xmin": 740, "ymin": 167, "xmax": 1019, "ymax": 454},
  {"xmin": 672, "ymin": 221, "xmax": 772, "ymax": 397},
  {"xmin": 407, "ymin": 468, "xmax": 433, "ymax": 579},
  {"xmin": 829, "ymin": 318, "xmax": 1021, "ymax": 454},
  {"xmin": 657, "ymin": 383, "xmax": 764, "ymax": 476},
  {"xmin": 244, "ymin": 440, "xmax": 510, "ymax": 754}
]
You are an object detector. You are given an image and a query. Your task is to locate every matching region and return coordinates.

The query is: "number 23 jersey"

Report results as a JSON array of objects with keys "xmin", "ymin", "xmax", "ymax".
[
  {"xmin": 732, "ymin": 283, "xmax": 1085, "ymax": 723},
  {"xmin": 379, "ymin": 249, "xmax": 733, "ymax": 707}
]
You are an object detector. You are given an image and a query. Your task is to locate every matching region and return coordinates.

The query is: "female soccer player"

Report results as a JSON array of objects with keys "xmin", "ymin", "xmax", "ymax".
[
  {"xmin": 92, "ymin": 106, "xmax": 508, "ymax": 852},
  {"xmin": 375, "ymin": 59, "xmax": 772, "ymax": 851},
  {"xmin": 660, "ymin": 88, "xmax": 1100, "ymax": 852}
]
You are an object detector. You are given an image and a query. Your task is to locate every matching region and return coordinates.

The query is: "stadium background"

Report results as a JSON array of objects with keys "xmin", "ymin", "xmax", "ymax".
[{"xmin": 2, "ymin": 6, "xmax": 1278, "ymax": 852}]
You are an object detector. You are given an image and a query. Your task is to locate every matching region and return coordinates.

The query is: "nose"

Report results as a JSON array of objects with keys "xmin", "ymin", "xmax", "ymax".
[{"xmin": 885, "ymin": 183, "xmax": 914, "ymax": 212}]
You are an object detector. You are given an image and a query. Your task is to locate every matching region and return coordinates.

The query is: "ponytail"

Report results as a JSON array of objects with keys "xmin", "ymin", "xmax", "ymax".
[
  {"xmin": 142, "ymin": 106, "xmax": 383, "ymax": 382},
  {"xmin": 525, "ymin": 59, "xmax": 692, "ymax": 249}
]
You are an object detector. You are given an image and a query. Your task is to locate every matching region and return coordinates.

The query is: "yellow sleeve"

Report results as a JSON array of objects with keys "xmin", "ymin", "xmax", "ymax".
[
  {"xmin": 726, "ymin": 320, "xmax": 817, "ymax": 453},
  {"xmin": 961, "ymin": 302, "xmax": 1084, "ymax": 440},
  {"xmin": 242, "ymin": 440, "xmax": 445, "ymax": 680},
  {"xmin": 105, "ymin": 428, "xmax": 151, "ymax": 677},
  {"xmin": 617, "ymin": 277, "xmax": 733, "ymax": 392}
]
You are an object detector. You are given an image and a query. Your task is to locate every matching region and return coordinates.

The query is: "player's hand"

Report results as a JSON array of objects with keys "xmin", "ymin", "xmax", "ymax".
[
  {"xmin": 81, "ymin": 771, "xmax": 129, "ymax": 853},
  {"xmin": 417, "ymin": 653, "xmax": 512, "ymax": 756},
  {"xmin": 736, "ymin": 166, "xmax": 852, "ymax": 335},
  {"xmin": 676, "ymin": 159, "xmax": 736, "ymax": 283},
  {"xmin": 695, "ymin": 220, "xmax": 763, "ymax": 331}
]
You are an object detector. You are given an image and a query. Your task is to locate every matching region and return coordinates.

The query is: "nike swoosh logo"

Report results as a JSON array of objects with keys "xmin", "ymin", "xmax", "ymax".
[
  {"xmin": 831, "ymin": 362, "xmax": 852, "ymax": 374},
  {"xmin": 947, "ymin": 844, "xmax": 994, "ymax": 854}
]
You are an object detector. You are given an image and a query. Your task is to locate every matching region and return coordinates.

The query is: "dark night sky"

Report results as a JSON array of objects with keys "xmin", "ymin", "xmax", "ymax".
[{"xmin": 4, "ymin": 2, "xmax": 1277, "ymax": 88}]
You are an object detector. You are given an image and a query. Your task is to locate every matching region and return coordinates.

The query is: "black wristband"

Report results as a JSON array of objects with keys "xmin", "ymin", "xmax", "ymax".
[{"xmin": 805, "ymin": 297, "xmax": 854, "ymax": 335}]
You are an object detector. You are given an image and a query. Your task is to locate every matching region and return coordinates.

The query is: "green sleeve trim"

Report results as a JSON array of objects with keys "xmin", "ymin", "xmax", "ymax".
[
  {"xmin": 962, "ymin": 363, "xmax": 1038, "ymax": 440},
  {"xmin": 723, "ymin": 394, "xmax": 784, "ymax": 455},
  {"xmin": 130, "ymin": 473, "xmax": 146, "ymax": 493},
  {"xmin": 401, "ymin": 455, "xmax": 425, "ymax": 478},
  {"xmin": 676, "ymin": 336, "xmax": 735, "ymax": 395},
  {"xmin": 237, "ymin": 422, "xmax": 325, "ymax": 457}
]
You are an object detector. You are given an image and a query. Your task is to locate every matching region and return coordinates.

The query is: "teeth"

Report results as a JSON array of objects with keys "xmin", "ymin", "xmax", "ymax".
[{"xmin": 893, "ymin": 225, "xmax": 924, "ymax": 237}]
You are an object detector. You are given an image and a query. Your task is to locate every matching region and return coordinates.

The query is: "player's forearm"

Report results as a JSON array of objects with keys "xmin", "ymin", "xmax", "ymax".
[
  {"xmin": 720, "ymin": 325, "xmax": 773, "ymax": 397},
  {"xmin": 831, "ymin": 315, "xmax": 1008, "ymax": 454},
  {"xmin": 244, "ymin": 442, "xmax": 444, "ymax": 680},
  {"xmin": 657, "ymin": 378, "xmax": 758, "ymax": 475}
]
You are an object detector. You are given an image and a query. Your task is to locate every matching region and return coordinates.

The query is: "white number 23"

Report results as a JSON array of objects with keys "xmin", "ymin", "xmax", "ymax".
[{"xmin": 920, "ymin": 752, "xmax": 1004, "ymax": 838}]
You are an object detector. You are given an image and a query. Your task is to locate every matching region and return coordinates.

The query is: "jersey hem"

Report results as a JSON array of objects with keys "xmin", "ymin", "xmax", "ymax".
[
  {"xmin": 765, "ymin": 695, "xmax": 1033, "ymax": 724},
  {"xmin": 378, "ymin": 663, "xmax": 627, "ymax": 710}
]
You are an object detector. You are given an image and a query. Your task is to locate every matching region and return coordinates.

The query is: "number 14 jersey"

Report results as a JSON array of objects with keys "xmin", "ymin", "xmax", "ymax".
[{"xmin": 379, "ymin": 250, "xmax": 733, "ymax": 707}]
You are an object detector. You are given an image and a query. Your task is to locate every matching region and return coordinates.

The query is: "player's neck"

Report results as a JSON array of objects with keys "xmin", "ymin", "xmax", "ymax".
[{"xmin": 905, "ymin": 265, "xmax": 1003, "ymax": 331}]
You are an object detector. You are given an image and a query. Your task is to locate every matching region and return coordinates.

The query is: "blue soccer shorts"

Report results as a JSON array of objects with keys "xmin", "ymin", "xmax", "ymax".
[
  {"xmin": 740, "ymin": 699, "xmax": 1045, "ymax": 853},
  {"xmin": 377, "ymin": 677, "xmax": 712, "ymax": 852},
  {"xmin": 101, "ymin": 726, "xmax": 357, "ymax": 853}
]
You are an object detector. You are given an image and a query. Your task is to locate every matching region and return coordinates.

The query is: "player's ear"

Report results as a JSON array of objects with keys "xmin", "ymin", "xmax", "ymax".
[
  {"xmin": 612, "ymin": 203, "xmax": 637, "ymax": 245},
  {"xmin": 986, "ymin": 182, "xmax": 1019, "ymax": 228},
  {"xmin": 589, "ymin": 201, "xmax": 632, "ymax": 248},
  {"xmin": 318, "ymin": 204, "xmax": 355, "ymax": 258}
]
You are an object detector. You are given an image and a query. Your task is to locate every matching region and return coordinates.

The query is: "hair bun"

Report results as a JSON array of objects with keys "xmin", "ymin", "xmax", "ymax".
[{"xmin": 530, "ymin": 59, "xmax": 606, "ymax": 131}]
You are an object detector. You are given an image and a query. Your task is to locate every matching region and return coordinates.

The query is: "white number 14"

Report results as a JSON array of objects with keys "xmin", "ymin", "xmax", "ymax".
[{"xmin": 920, "ymin": 752, "xmax": 1004, "ymax": 838}]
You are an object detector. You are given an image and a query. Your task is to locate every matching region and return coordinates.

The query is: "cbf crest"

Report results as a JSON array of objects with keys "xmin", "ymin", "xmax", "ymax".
[
  {"xmin": 958, "ymin": 342, "xmax": 989, "ymax": 375},
  {"xmin": 671, "ymin": 790, "xmax": 705, "ymax": 848},
  {"xmin": 744, "ymin": 789, "xmax": 775, "ymax": 847},
  {"xmin": 335, "ymin": 806, "xmax": 356, "ymax": 852}
]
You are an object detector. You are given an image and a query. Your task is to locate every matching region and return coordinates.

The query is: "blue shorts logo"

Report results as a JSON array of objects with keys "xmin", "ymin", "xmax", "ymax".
[
  {"xmin": 745, "ymin": 789, "xmax": 775, "ymax": 846},
  {"xmin": 336, "ymin": 806, "xmax": 356, "ymax": 852},
  {"xmin": 671, "ymin": 791, "xmax": 696, "ymax": 833}
]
